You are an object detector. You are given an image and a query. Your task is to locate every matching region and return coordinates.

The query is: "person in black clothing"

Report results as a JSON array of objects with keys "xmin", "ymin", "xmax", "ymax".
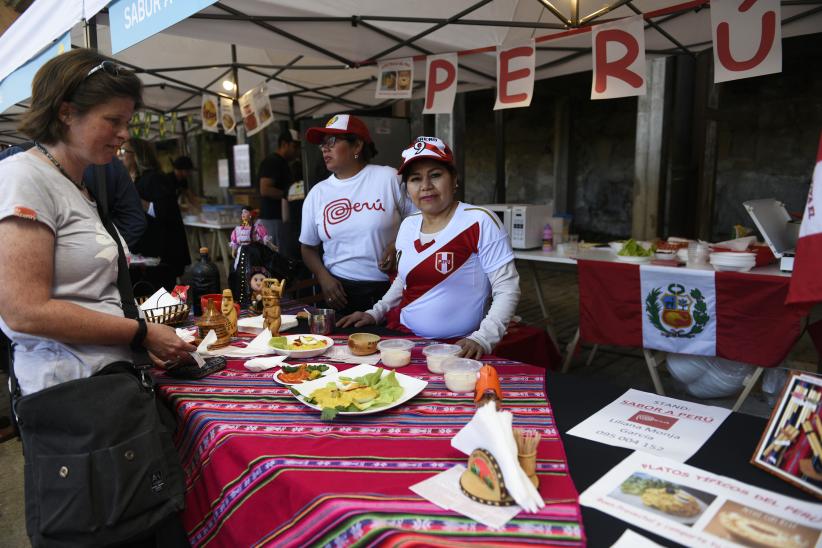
[
  {"xmin": 122, "ymin": 138, "xmax": 190, "ymax": 284},
  {"xmin": 258, "ymin": 130, "xmax": 300, "ymax": 257}
]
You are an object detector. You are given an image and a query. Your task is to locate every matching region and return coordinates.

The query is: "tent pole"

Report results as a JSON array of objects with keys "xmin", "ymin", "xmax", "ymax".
[
  {"xmin": 84, "ymin": 15, "xmax": 98, "ymax": 50},
  {"xmin": 495, "ymin": 110, "xmax": 506, "ymax": 203},
  {"xmin": 231, "ymin": 44, "xmax": 240, "ymax": 102},
  {"xmin": 288, "ymin": 95, "xmax": 295, "ymax": 126}
]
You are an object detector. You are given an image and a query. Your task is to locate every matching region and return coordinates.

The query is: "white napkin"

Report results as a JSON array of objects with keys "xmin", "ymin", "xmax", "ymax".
[
  {"xmin": 198, "ymin": 328, "xmax": 278, "ymax": 358},
  {"xmin": 175, "ymin": 327, "xmax": 197, "ymax": 343},
  {"xmin": 139, "ymin": 288, "xmax": 180, "ymax": 311},
  {"xmin": 323, "ymin": 344, "xmax": 381, "ymax": 364},
  {"xmin": 196, "ymin": 330, "xmax": 218, "ymax": 354},
  {"xmin": 244, "ymin": 355, "xmax": 288, "ymax": 372},
  {"xmin": 451, "ymin": 405, "xmax": 545, "ymax": 513},
  {"xmin": 714, "ymin": 235, "xmax": 757, "ymax": 251},
  {"xmin": 237, "ymin": 314, "xmax": 298, "ymax": 334}
]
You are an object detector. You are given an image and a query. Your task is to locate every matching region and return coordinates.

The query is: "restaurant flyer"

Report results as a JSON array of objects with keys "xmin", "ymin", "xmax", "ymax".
[
  {"xmin": 567, "ymin": 389, "xmax": 731, "ymax": 461},
  {"xmin": 238, "ymin": 83, "xmax": 274, "ymax": 137},
  {"xmin": 580, "ymin": 452, "xmax": 822, "ymax": 548},
  {"xmin": 219, "ymin": 97, "xmax": 236, "ymax": 135},
  {"xmin": 751, "ymin": 372, "xmax": 822, "ymax": 499},
  {"xmin": 201, "ymin": 94, "xmax": 218, "ymax": 133},
  {"xmin": 375, "ymin": 57, "xmax": 414, "ymax": 99}
]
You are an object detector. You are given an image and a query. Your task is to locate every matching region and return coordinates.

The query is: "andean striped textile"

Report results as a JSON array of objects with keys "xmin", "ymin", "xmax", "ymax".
[{"xmin": 155, "ymin": 337, "xmax": 585, "ymax": 547}]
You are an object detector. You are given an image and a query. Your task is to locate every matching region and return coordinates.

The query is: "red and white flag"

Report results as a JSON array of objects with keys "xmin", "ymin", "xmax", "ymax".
[{"xmin": 786, "ymin": 132, "xmax": 822, "ymax": 306}]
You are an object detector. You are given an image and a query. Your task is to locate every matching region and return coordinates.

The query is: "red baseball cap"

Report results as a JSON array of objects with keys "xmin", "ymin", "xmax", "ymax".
[
  {"xmin": 397, "ymin": 136, "xmax": 455, "ymax": 174},
  {"xmin": 305, "ymin": 114, "xmax": 373, "ymax": 144}
]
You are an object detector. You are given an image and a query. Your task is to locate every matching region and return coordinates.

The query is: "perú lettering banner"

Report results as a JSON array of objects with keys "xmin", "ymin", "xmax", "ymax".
[
  {"xmin": 577, "ymin": 260, "xmax": 804, "ymax": 367},
  {"xmin": 109, "ymin": 0, "xmax": 218, "ymax": 54},
  {"xmin": 423, "ymin": 53, "xmax": 458, "ymax": 114},
  {"xmin": 591, "ymin": 15, "xmax": 647, "ymax": 100},
  {"xmin": 494, "ymin": 40, "xmax": 535, "ymax": 110},
  {"xmin": 639, "ymin": 266, "xmax": 717, "ymax": 356},
  {"xmin": 710, "ymin": 0, "xmax": 782, "ymax": 83}
]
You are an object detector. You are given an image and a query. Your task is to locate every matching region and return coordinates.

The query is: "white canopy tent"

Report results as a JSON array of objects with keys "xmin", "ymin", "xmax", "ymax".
[{"xmin": 1, "ymin": 0, "xmax": 822, "ymax": 143}]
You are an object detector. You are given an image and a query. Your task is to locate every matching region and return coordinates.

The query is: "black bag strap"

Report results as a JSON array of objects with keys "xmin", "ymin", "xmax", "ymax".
[{"xmin": 94, "ymin": 164, "xmax": 109, "ymax": 221}]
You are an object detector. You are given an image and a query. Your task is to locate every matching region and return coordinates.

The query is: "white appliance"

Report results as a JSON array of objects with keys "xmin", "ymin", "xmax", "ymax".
[
  {"xmin": 480, "ymin": 203, "xmax": 554, "ymax": 249},
  {"xmin": 744, "ymin": 198, "xmax": 798, "ymax": 272}
]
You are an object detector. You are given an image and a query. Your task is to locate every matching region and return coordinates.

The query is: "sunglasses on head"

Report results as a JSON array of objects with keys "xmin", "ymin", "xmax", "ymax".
[{"xmin": 85, "ymin": 60, "xmax": 123, "ymax": 80}]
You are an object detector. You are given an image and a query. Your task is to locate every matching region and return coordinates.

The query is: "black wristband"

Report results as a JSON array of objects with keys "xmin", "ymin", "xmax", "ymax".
[{"xmin": 130, "ymin": 318, "xmax": 148, "ymax": 351}]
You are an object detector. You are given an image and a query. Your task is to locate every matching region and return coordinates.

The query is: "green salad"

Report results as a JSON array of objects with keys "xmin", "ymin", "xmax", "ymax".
[
  {"xmin": 299, "ymin": 367, "xmax": 404, "ymax": 421},
  {"xmin": 618, "ymin": 239, "xmax": 655, "ymax": 257}
]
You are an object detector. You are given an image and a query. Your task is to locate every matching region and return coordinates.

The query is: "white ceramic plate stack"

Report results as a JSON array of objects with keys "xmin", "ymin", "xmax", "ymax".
[{"xmin": 709, "ymin": 252, "xmax": 756, "ymax": 272}]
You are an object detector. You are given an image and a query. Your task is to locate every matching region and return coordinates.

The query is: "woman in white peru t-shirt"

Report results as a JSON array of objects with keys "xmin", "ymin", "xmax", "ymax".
[{"xmin": 300, "ymin": 114, "xmax": 411, "ymax": 315}]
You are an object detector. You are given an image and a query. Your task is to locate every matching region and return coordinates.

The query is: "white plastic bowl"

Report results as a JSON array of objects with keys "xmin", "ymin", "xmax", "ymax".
[
  {"xmin": 442, "ymin": 358, "xmax": 482, "ymax": 393},
  {"xmin": 377, "ymin": 339, "xmax": 415, "ymax": 368},
  {"xmin": 422, "ymin": 344, "xmax": 462, "ymax": 374}
]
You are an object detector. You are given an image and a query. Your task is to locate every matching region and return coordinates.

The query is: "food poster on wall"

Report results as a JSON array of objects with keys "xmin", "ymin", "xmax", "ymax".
[
  {"xmin": 375, "ymin": 57, "xmax": 414, "ymax": 99},
  {"xmin": 568, "ymin": 389, "xmax": 731, "ymax": 461},
  {"xmin": 220, "ymin": 97, "xmax": 237, "ymax": 135},
  {"xmin": 580, "ymin": 452, "xmax": 822, "ymax": 548},
  {"xmin": 201, "ymin": 94, "xmax": 219, "ymax": 133},
  {"xmin": 751, "ymin": 372, "xmax": 822, "ymax": 499},
  {"xmin": 239, "ymin": 83, "xmax": 274, "ymax": 137}
]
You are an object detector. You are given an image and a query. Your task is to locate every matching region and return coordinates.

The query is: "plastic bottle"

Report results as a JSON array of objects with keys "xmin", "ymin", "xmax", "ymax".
[
  {"xmin": 542, "ymin": 223, "xmax": 553, "ymax": 251},
  {"xmin": 190, "ymin": 247, "xmax": 221, "ymax": 316}
]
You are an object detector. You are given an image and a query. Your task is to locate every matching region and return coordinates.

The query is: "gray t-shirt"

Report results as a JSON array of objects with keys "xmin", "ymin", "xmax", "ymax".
[{"xmin": 0, "ymin": 153, "xmax": 131, "ymax": 395}]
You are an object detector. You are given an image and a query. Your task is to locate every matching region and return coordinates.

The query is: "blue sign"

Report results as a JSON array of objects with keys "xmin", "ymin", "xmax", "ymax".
[
  {"xmin": 109, "ymin": 0, "xmax": 218, "ymax": 54},
  {"xmin": 0, "ymin": 32, "xmax": 71, "ymax": 114}
]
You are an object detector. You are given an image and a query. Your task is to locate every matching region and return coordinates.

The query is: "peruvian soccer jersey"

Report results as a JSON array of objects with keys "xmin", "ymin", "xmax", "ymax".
[{"xmin": 395, "ymin": 202, "xmax": 514, "ymax": 339}]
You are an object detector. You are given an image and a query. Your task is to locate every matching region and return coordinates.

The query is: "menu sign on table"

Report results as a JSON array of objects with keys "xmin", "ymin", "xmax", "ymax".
[
  {"xmin": 580, "ymin": 452, "xmax": 822, "ymax": 548},
  {"xmin": 568, "ymin": 389, "xmax": 731, "ymax": 461}
]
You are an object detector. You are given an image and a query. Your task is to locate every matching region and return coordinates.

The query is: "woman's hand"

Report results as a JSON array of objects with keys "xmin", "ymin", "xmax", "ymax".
[
  {"xmin": 378, "ymin": 242, "xmax": 397, "ymax": 272},
  {"xmin": 319, "ymin": 273, "xmax": 348, "ymax": 309},
  {"xmin": 456, "ymin": 338, "xmax": 485, "ymax": 360},
  {"xmin": 337, "ymin": 311, "xmax": 376, "ymax": 328},
  {"xmin": 143, "ymin": 322, "xmax": 196, "ymax": 362}
]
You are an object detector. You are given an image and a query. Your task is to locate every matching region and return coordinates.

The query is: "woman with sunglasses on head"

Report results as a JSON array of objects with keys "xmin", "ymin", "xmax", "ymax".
[
  {"xmin": 300, "ymin": 114, "xmax": 413, "ymax": 315},
  {"xmin": 0, "ymin": 49, "xmax": 193, "ymax": 546},
  {"xmin": 121, "ymin": 136, "xmax": 190, "ymax": 284},
  {"xmin": 338, "ymin": 137, "xmax": 520, "ymax": 359}
]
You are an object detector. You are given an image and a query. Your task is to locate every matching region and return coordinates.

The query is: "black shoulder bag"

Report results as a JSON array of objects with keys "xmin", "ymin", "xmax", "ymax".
[{"xmin": 9, "ymin": 172, "xmax": 185, "ymax": 547}]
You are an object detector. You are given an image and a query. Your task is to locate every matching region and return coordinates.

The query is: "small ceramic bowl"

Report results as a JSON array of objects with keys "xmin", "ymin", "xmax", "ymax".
[{"xmin": 348, "ymin": 333, "xmax": 380, "ymax": 356}]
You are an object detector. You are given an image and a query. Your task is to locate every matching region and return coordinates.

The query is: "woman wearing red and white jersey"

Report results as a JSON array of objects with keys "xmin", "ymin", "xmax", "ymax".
[{"xmin": 338, "ymin": 136, "xmax": 520, "ymax": 359}]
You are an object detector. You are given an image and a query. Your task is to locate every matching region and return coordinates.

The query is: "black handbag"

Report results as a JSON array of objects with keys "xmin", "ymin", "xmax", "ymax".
[{"xmin": 9, "ymin": 185, "xmax": 186, "ymax": 547}]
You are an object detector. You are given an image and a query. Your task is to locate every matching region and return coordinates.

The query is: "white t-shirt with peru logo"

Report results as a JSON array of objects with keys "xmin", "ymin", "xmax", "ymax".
[{"xmin": 299, "ymin": 164, "xmax": 411, "ymax": 282}]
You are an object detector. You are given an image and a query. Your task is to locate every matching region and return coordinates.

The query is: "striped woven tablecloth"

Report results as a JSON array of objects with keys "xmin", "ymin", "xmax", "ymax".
[{"xmin": 155, "ymin": 336, "xmax": 585, "ymax": 547}]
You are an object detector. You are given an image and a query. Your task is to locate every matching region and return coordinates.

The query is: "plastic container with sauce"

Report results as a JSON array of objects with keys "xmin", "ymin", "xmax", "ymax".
[
  {"xmin": 442, "ymin": 358, "xmax": 482, "ymax": 393},
  {"xmin": 377, "ymin": 339, "xmax": 415, "ymax": 368},
  {"xmin": 422, "ymin": 344, "xmax": 462, "ymax": 374}
]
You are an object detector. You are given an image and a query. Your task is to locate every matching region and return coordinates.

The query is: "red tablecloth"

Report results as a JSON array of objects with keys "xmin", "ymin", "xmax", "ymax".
[
  {"xmin": 155, "ymin": 337, "xmax": 584, "ymax": 547},
  {"xmin": 578, "ymin": 260, "xmax": 806, "ymax": 367}
]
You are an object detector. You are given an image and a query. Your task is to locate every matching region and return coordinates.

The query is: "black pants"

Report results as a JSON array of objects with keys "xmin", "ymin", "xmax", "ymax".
[{"xmin": 330, "ymin": 277, "xmax": 391, "ymax": 316}]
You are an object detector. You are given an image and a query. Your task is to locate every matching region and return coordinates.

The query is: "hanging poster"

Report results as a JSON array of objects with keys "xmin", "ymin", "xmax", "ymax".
[
  {"xmin": 494, "ymin": 40, "xmax": 535, "ymax": 110},
  {"xmin": 711, "ymin": 0, "xmax": 782, "ymax": 83},
  {"xmin": 233, "ymin": 144, "xmax": 252, "ymax": 188},
  {"xmin": 423, "ymin": 53, "xmax": 458, "ymax": 114},
  {"xmin": 220, "ymin": 97, "xmax": 236, "ymax": 135},
  {"xmin": 375, "ymin": 57, "xmax": 414, "ymax": 99},
  {"xmin": 201, "ymin": 94, "xmax": 219, "ymax": 133},
  {"xmin": 217, "ymin": 158, "xmax": 230, "ymax": 188},
  {"xmin": 239, "ymin": 83, "xmax": 274, "ymax": 137},
  {"xmin": 591, "ymin": 15, "xmax": 647, "ymax": 100}
]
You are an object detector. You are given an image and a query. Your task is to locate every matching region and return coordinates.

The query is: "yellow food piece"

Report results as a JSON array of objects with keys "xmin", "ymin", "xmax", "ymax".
[
  {"xmin": 641, "ymin": 487, "xmax": 701, "ymax": 517},
  {"xmin": 311, "ymin": 386, "xmax": 353, "ymax": 409}
]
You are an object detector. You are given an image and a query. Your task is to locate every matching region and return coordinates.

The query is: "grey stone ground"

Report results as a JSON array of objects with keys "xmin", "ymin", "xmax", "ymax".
[{"xmin": 0, "ymin": 263, "xmax": 817, "ymax": 546}]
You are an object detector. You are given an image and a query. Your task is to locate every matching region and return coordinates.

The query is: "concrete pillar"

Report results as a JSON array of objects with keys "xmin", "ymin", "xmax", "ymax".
[
  {"xmin": 632, "ymin": 57, "xmax": 669, "ymax": 240},
  {"xmin": 435, "ymin": 94, "xmax": 466, "ymax": 200}
]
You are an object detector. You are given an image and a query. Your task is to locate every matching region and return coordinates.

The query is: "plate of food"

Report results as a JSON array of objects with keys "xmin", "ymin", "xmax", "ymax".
[
  {"xmin": 273, "ymin": 363, "xmax": 337, "ymax": 386},
  {"xmin": 615, "ymin": 255, "xmax": 653, "ymax": 264},
  {"xmin": 291, "ymin": 364, "xmax": 428, "ymax": 420},
  {"xmin": 616, "ymin": 239, "xmax": 655, "ymax": 263},
  {"xmin": 269, "ymin": 334, "xmax": 333, "ymax": 359},
  {"xmin": 612, "ymin": 474, "xmax": 710, "ymax": 525}
]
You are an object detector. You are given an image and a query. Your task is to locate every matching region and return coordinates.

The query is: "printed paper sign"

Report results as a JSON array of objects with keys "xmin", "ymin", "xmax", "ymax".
[
  {"xmin": 495, "ymin": 40, "xmax": 535, "ymax": 110},
  {"xmin": 109, "ymin": 0, "xmax": 217, "ymax": 54},
  {"xmin": 711, "ymin": 0, "xmax": 782, "ymax": 83},
  {"xmin": 376, "ymin": 58, "xmax": 414, "ymax": 99},
  {"xmin": 219, "ymin": 97, "xmax": 236, "ymax": 135},
  {"xmin": 233, "ymin": 144, "xmax": 251, "ymax": 188},
  {"xmin": 217, "ymin": 158, "xmax": 229, "ymax": 188},
  {"xmin": 568, "ymin": 389, "xmax": 731, "ymax": 461},
  {"xmin": 580, "ymin": 452, "xmax": 822, "ymax": 548},
  {"xmin": 239, "ymin": 83, "xmax": 274, "ymax": 137},
  {"xmin": 591, "ymin": 15, "xmax": 647, "ymax": 100},
  {"xmin": 201, "ymin": 94, "xmax": 218, "ymax": 133},
  {"xmin": 423, "ymin": 53, "xmax": 458, "ymax": 114}
]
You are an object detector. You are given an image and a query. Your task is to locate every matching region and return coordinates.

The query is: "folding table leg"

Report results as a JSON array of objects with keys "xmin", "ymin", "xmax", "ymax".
[
  {"xmin": 585, "ymin": 345, "xmax": 599, "ymax": 367},
  {"xmin": 528, "ymin": 262, "xmax": 559, "ymax": 347},
  {"xmin": 642, "ymin": 349, "xmax": 667, "ymax": 396},
  {"xmin": 561, "ymin": 328, "xmax": 580, "ymax": 373},
  {"xmin": 731, "ymin": 367, "xmax": 764, "ymax": 412}
]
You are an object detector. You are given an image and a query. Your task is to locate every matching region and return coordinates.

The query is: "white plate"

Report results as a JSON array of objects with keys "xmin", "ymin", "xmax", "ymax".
[
  {"xmin": 710, "ymin": 263, "xmax": 754, "ymax": 272},
  {"xmin": 291, "ymin": 363, "xmax": 428, "ymax": 415},
  {"xmin": 608, "ymin": 241, "xmax": 624, "ymax": 253},
  {"xmin": 710, "ymin": 252, "xmax": 756, "ymax": 259},
  {"xmin": 273, "ymin": 363, "xmax": 338, "ymax": 386},
  {"xmin": 237, "ymin": 314, "xmax": 298, "ymax": 334},
  {"xmin": 615, "ymin": 255, "xmax": 653, "ymax": 264},
  {"xmin": 269, "ymin": 334, "xmax": 334, "ymax": 359}
]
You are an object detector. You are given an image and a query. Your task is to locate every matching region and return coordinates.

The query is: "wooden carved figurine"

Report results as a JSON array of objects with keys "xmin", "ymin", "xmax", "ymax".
[
  {"xmin": 221, "ymin": 289, "xmax": 238, "ymax": 338},
  {"xmin": 261, "ymin": 278, "xmax": 286, "ymax": 335}
]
